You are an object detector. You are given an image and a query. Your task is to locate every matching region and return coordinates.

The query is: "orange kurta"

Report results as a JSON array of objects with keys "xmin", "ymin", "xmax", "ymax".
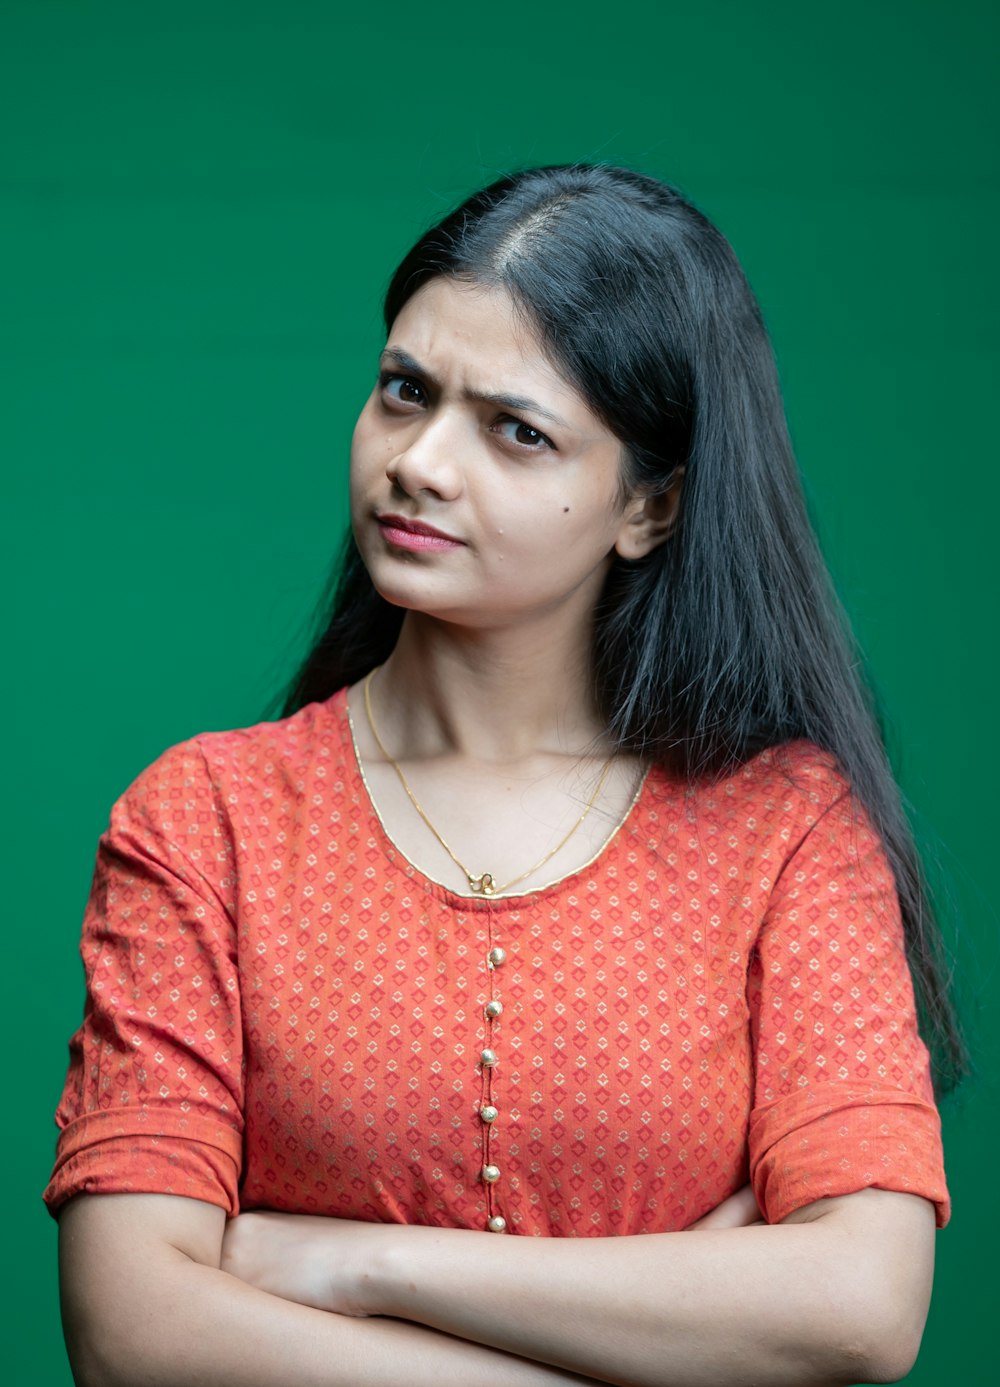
[{"xmin": 44, "ymin": 689, "xmax": 949, "ymax": 1234}]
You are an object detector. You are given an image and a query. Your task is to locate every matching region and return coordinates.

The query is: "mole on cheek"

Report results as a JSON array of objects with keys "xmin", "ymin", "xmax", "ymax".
[{"xmin": 563, "ymin": 506, "xmax": 570, "ymax": 514}]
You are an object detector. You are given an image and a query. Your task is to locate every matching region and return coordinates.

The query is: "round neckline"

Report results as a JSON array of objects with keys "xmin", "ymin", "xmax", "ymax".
[{"xmin": 331, "ymin": 686, "xmax": 654, "ymax": 910}]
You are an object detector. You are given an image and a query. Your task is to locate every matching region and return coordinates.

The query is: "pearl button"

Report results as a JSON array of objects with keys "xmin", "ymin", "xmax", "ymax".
[
  {"xmin": 480, "ymin": 1104, "xmax": 499, "ymax": 1124},
  {"xmin": 480, "ymin": 1048, "xmax": 498, "ymax": 1067},
  {"xmin": 482, "ymin": 1164, "xmax": 501, "ymax": 1183},
  {"xmin": 484, "ymin": 999, "xmax": 503, "ymax": 1019},
  {"xmin": 487, "ymin": 1215, "xmax": 507, "ymax": 1233},
  {"xmin": 487, "ymin": 946, "xmax": 507, "ymax": 968}
]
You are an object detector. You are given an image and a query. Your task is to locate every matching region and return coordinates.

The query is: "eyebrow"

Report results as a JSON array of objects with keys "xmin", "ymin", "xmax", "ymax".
[{"xmin": 380, "ymin": 346, "xmax": 573, "ymax": 431}]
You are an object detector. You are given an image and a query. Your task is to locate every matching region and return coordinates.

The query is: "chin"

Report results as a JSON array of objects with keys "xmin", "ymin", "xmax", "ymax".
[
  {"xmin": 367, "ymin": 566, "xmax": 454, "ymax": 618},
  {"xmin": 368, "ymin": 576, "xmax": 492, "ymax": 631}
]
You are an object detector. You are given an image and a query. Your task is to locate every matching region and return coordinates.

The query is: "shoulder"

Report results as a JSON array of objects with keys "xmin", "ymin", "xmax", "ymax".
[
  {"xmin": 112, "ymin": 690, "xmax": 352, "ymax": 834},
  {"xmin": 638, "ymin": 739, "xmax": 872, "ymax": 884},
  {"xmin": 645, "ymin": 739, "xmax": 851, "ymax": 824},
  {"xmin": 192, "ymin": 690, "xmax": 352, "ymax": 789},
  {"xmin": 724, "ymin": 740, "xmax": 853, "ymax": 831}
]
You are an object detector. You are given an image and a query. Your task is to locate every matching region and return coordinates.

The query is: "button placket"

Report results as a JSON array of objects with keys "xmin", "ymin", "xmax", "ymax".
[{"xmin": 480, "ymin": 918, "xmax": 507, "ymax": 1231}]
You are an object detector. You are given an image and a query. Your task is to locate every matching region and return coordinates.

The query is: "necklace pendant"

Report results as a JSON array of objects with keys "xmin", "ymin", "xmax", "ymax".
[{"xmin": 470, "ymin": 872, "xmax": 497, "ymax": 896}]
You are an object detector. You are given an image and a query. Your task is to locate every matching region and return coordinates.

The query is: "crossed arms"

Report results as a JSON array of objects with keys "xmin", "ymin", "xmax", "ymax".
[{"xmin": 58, "ymin": 1182, "xmax": 934, "ymax": 1387}]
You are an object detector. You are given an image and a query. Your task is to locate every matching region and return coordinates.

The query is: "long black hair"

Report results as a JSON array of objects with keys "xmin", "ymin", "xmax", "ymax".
[{"xmin": 280, "ymin": 163, "xmax": 966, "ymax": 1093}]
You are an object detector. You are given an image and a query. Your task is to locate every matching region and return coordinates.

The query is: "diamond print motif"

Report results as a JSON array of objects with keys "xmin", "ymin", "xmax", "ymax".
[{"xmin": 44, "ymin": 690, "xmax": 949, "ymax": 1232}]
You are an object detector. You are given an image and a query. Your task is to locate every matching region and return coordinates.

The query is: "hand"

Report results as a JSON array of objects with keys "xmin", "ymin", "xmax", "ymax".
[
  {"xmin": 685, "ymin": 1183, "xmax": 765, "ymax": 1231},
  {"xmin": 221, "ymin": 1189, "xmax": 765, "ymax": 1320},
  {"xmin": 220, "ymin": 1210, "xmax": 396, "ymax": 1316}
]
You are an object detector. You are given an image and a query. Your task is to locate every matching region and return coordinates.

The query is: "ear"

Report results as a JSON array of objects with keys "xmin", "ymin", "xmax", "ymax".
[{"xmin": 613, "ymin": 466, "xmax": 685, "ymax": 561}]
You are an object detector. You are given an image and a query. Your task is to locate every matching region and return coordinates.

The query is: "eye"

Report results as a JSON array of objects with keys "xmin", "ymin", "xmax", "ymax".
[
  {"xmin": 379, "ymin": 373, "xmax": 427, "ymax": 408},
  {"xmin": 491, "ymin": 417, "xmax": 555, "ymax": 452}
]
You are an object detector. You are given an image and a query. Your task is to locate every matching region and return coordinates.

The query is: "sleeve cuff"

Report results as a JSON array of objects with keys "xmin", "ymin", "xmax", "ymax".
[
  {"xmin": 749, "ymin": 1085, "xmax": 950, "ymax": 1228},
  {"xmin": 43, "ymin": 1105, "xmax": 243, "ymax": 1218}
]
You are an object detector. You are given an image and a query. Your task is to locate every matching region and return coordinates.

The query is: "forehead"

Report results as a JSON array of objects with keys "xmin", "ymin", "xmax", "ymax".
[{"xmin": 386, "ymin": 278, "xmax": 604, "ymax": 432}]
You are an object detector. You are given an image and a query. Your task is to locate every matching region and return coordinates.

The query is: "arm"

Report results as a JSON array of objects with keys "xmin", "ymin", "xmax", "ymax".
[
  {"xmin": 221, "ymin": 768, "xmax": 946, "ymax": 1386},
  {"xmin": 58, "ymin": 1192, "xmax": 604, "ymax": 1387},
  {"xmin": 220, "ymin": 1187, "xmax": 935, "ymax": 1387},
  {"xmin": 50, "ymin": 748, "xmax": 600, "ymax": 1387}
]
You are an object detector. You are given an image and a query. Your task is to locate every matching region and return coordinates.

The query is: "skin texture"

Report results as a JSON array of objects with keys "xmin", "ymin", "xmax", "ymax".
[
  {"xmin": 350, "ymin": 277, "xmax": 680, "ymax": 636},
  {"xmin": 215, "ymin": 1185, "xmax": 934, "ymax": 1386},
  {"xmin": 59, "ymin": 1194, "xmax": 604, "ymax": 1387},
  {"xmin": 345, "ymin": 277, "xmax": 681, "ymax": 896},
  {"xmin": 57, "ymin": 277, "xmax": 939, "ymax": 1386},
  {"xmin": 60, "ymin": 1184, "xmax": 934, "ymax": 1387}
]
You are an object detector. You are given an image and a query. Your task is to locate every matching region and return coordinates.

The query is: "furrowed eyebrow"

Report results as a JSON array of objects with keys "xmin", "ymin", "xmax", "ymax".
[
  {"xmin": 380, "ymin": 345, "xmax": 572, "ymax": 431},
  {"xmin": 380, "ymin": 347, "xmax": 426, "ymax": 378}
]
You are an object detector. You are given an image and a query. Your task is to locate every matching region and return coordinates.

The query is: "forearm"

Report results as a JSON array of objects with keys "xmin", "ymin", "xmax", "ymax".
[
  {"xmin": 59, "ymin": 1197, "xmax": 601, "ymax": 1387},
  {"xmin": 69, "ymin": 1257, "xmax": 600, "ymax": 1387},
  {"xmin": 368, "ymin": 1191, "xmax": 933, "ymax": 1387}
]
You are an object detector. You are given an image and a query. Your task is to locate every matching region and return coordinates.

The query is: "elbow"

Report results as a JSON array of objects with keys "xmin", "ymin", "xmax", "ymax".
[
  {"xmin": 856, "ymin": 1321, "xmax": 926, "ymax": 1385},
  {"xmin": 789, "ymin": 1320, "xmax": 923, "ymax": 1387},
  {"xmin": 849, "ymin": 1342, "xmax": 922, "ymax": 1385},
  {"xmin": 834, "ymin": 1284, "xmax": 930, "ymax": 1384},
  {"xmin": 795, "ymin": 1190, "xmax": 936, "ymax": 1384},
  {"xmin": 64, "ymin": 1332, "xmax": 119, "ymax": 1387},
  {"xmin": 61, "ymin": 1259, "xmax": 163, "ymax": 1387},
  {"xmin": 64, "ymin": 1316, "xmax": 146, "ymax": 1387},
  {"xmin": 782, "ymin": 1255, "xmax": 932, "ymax": 1385},
  {"xmin": 797, "ymin": 1319, "xmax": 923, "ymax": 1387}
]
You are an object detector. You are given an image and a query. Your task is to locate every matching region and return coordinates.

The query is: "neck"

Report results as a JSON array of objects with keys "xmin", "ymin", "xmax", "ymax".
[{"xmin": 372, "ymin": 610, "xmax": 608, "ymax": 764}]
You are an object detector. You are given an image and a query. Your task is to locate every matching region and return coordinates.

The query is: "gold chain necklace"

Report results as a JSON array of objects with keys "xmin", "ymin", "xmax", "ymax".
[{"xmin": 362, "ymin": 668, "xmax": 615, "ymax": 897}]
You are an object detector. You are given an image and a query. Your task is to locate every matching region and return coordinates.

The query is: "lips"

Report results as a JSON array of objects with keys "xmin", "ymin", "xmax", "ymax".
[
  {"xmin": 376, "ymin": 512, "xmax": 462, "ymax": 542},
  {"xmin": 375, "ymin": 512, "xmax": 465, "ymax": 553}
]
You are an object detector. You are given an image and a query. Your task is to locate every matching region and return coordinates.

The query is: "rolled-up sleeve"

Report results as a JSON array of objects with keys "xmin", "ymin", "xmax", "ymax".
[
  {"xmin": 44, "ymin": 739, "xmax": 244, "ymax": 1217},
  {"xmin": 746, "ymin": 777, "xmax": 950, "ymax": 1227}
]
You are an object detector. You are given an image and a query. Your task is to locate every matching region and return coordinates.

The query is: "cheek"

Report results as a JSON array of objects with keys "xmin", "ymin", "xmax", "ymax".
[
  {"xmin": 348, "ymin": 412, "xmax": 385, "ymax": 490},
  {"xmin": 348, "ymin": 431, "xmax": 382, "ymax": 527},
  {"xmin": 347, "ymin": 447, "xmax": 364, "ymax": 512},
  {"xmin": 496, "ymin": 499, "xmax": 619, "ymax": 571}
]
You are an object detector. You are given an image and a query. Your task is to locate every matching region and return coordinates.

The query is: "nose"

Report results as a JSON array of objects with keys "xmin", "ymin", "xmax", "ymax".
[{"xmin": 385, "ymin": 410, "xmax": 464, "ymax": 502}]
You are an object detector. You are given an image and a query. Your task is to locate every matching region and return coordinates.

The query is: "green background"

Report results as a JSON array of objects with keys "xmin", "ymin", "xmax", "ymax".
[{"xmin": 5, "ymin": 1, "xmax": 996, "ymax": 1381}]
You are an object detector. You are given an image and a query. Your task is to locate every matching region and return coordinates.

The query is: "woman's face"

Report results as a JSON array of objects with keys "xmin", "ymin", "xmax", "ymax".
[{"xmin": 350, "ymin": 276, "xmax": 666, "ymax": 633}]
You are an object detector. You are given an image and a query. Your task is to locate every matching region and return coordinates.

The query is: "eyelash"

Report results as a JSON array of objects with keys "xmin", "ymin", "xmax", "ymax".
[{"xmin": 377, "ymin": 372, "xmax": 556, "ymax": 454}]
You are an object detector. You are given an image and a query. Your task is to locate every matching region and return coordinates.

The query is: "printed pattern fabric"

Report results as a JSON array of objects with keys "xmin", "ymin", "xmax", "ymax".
[{"xmin": 44, "ymin": 689, "xmax": 950, "ymax": 1234}]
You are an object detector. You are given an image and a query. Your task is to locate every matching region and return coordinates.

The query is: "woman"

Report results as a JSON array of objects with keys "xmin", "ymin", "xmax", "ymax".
[{"xmin": 46, "ymin": 164, "xmax": 960, "ymax": 1387}]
